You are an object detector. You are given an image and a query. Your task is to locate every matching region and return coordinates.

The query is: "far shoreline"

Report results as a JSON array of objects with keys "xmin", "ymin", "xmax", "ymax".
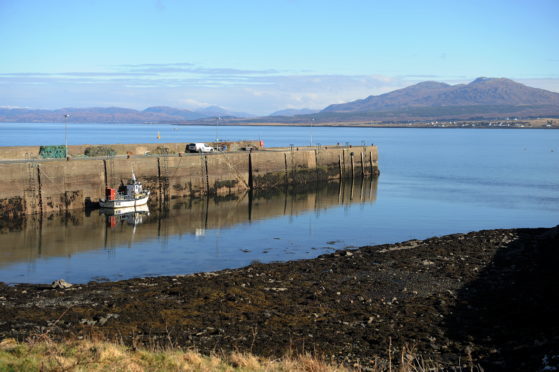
[{"xmin": 1, "ymin": 117, "xmax": 558, "ymax": 129}]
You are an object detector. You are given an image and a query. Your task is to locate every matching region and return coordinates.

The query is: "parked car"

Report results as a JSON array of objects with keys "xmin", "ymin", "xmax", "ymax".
[{"xmin": 187, "ymin": 143, "xmax": 214, "ymax": 153}]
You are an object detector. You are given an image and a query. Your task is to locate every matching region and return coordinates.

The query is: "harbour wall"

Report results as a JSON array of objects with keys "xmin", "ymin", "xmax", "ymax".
[{"xmin": 0, "ymin": 145, "xmax": 379, "ymax": 217}]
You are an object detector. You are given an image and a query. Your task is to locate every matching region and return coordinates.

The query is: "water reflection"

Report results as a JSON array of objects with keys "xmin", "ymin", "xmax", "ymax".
[
  {"xmin": 100, "ymin": 205, "xmax": 150, "ymax": 228},
  {"xmin": 0, "ymin": 178, "xmax": 377, "ymax": 274}
]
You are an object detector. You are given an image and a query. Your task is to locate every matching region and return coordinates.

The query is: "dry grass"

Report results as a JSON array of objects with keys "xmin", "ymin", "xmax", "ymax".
[
  {"xmin": 0, "ymin": 337, "xmax": 480, "ymax": 372},
  {"xmin": 0, "ymin": 338, "xmax": 348, "ymax": 372}
]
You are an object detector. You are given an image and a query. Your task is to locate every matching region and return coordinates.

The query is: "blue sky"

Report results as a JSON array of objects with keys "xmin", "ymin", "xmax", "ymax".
[{"xmin": 1, "ymin": 0, "xmax": 558, "ymax": 115}]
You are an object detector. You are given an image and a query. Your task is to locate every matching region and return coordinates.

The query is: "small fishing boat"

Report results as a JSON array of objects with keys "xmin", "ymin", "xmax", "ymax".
[{"xmin": 99, "ymin": 173, "xmax": 150, "ymax": 208}]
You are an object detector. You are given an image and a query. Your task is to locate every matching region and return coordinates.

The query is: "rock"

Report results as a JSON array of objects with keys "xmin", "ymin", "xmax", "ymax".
[
  {"xmin": 80, "ymin": 318, "xmax": 97, "ymax": 326},
  {"xmin": 98, "ymin": 313, "xmax": 119, "ymax": 326},
  {"xmin": 51, "ymin": 279, "xmax": 73, "ymax": 289},
  {"xmin": 264, "ymin": 287, "xmax": 287, "ymax": 292}
]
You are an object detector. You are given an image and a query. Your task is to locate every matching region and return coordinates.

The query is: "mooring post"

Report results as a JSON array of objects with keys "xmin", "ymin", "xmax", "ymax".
[
  {"xmin": 37, "ymin": 164, "xmax": 43, "ymax": 215},
  {"xmin": 361, "ymin": 151, "xmax": 365, "ymax": 177},
  {"xmin": 314, "ymin": 148, "xmax": 320, "ymax": 182},
  {"xmin": 248, "ymin": 152, "xmax": 253, "ymax": 189},
  {"xmin": 338, "ymin": 153, "xmax": 343, "ymax": 180},
  {"xmin": 203, "ymin": 154, "xmax": 210, "ymax": 194},
  {"xmin": 284, "ymin": 152, "xmax": 288, "ymax": 185},
  {"xmin": 350, "ymin": 152, "xmax": 354, "ymax": 179},
  {"xmin": 103, "ymin": 159, "xmax": 108, "ymax": 188}
]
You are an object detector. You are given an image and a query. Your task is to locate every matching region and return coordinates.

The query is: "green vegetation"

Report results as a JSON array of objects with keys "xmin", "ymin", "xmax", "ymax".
[
  {"xmin": 84, "ymin": 146, "xmax": 116, "ymax": 157},
  {"xmin": 214, "ymin": 179, "xmax": 239, "ymax": 189},
  {"xmin": 39, "ymin": 145, "xmax": 66, "ymax": 159}
]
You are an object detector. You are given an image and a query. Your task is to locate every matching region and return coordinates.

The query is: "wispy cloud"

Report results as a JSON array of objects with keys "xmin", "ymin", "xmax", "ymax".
[
  {"xmin": 152, "ymin": 66, "xmax": 277, "ymax": 76},
  {"xmin": 0, "ymin": 62, "xmax": 281, "ymax": 86},
  {"xmin": 117, "ymin": 62, "xmax": 279, "ymax": 76}
]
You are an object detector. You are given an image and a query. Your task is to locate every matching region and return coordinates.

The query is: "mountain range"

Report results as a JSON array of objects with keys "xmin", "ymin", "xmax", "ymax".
[
  {"xmin": 1, "ymin": 78, "xmax": 558, "ymax": 124},
  {"xmin": 323, "ymin": 77, "xmax": 559, "ymax": 112},
  {"xmin": 314, "ymin": 77, "xmax": 559, "ymax": 121},
  {"xmin": 269, "ymin": 108, "xmax": 320, "ymax": 117},
  {"xmin": 0, "ymin": 105, "xmax": 252, "ymax": 123}
]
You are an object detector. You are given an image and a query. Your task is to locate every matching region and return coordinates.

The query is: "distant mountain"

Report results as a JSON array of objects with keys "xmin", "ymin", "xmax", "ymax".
[
  {"xmin": 194, "ymin": 105, "xmax": 254, "ymax": 118},
  {"xmin": 269, "ymin": 108, "xmax": 320, "ymax": 116},
  {"xmin": 0, "ymin": 105, "xmax": 253, "ymax": 123},
  {"xmin": 322, "ymin": 78, "xmax": 559, "ymax": 117},
  {"xmin": 142, "ymin": 106, "xmax": 205, "ymax": 120}
]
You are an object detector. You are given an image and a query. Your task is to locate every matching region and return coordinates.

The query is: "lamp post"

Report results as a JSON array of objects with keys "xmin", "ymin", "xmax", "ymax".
[
  {"xmin": 310, "ymin": 117, "xmax": 315, "ymax": 146},
  {"xmin": 64, "ymin": 114, "xmax": 70, "ymax": 157},
  {"xmin": 215, "ymin": 116, "xmax": 221, "ymax": 143}
]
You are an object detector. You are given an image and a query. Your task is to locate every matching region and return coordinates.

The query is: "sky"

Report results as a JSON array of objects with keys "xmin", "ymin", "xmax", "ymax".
[{"xmin": 1, "ymin": 0, "xmax": 558, "ymax": 115}]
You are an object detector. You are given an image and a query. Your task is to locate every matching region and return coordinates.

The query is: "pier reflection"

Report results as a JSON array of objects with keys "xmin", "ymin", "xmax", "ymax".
[{"xmin": 0, "ymin": 178, "xmax": 377, "ymax": 269}]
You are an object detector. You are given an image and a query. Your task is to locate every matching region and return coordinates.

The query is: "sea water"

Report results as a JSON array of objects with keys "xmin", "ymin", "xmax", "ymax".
[{"xmin": 0, "ymin": 123, "xmax": 557, "ymax": 283}]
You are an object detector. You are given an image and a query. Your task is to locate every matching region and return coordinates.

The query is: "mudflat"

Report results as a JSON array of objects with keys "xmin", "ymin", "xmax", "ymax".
[{"xmin": 1, "ymin": 226, "xmax": 557, "ymax": 370}]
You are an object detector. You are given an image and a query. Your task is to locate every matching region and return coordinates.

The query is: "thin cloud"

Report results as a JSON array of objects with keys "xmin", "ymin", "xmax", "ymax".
[
  {"xmin": 0, "ymin": 71, "xmax": 155, "ymax": 78},
  {"xmin": 120, "ymin": 62, "xmax": 279, "ymax": 76},
  {"xmin": 0, "ymin": 63, "xmax": 281, "ymax": 83}
]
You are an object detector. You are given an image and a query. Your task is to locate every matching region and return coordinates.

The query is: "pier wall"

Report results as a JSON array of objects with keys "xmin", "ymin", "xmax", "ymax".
[
  {"xmin": 0, "ymin": 145, "xmax": 379, "ymax": 217},
  {"xmin": 0, "ymin": 140, "xmax": 262, "ymax": 160}
]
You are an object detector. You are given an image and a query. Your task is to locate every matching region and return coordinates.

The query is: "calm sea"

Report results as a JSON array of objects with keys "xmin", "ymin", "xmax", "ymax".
[{"xmin": 0, "ymin": 123, "xmax": 558, "ymax": 284}]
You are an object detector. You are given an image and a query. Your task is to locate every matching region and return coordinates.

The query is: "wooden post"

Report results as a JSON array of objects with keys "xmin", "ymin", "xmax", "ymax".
[
  {"xmin": 284, "ymin": 152, "xmax": 288, "ymax": 185},
  {"xmin": 360, "ymin": 152, "xmax": 365, "ymax": 177},
  {"xmin": 338, "ymin": 154, "xmax": 343, "ymax": 180},
  {"xmin": 350, "ymin": 152, "xmax": 354, "ymax": 179}
]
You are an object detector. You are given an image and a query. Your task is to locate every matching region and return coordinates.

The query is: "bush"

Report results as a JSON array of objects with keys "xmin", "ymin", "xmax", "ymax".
[
  {"xmin": 151, "ymin": 146, "xmax": 175, "ymax": 155},
  {"xmin": 84, "ymin": 146, "xmax": 116, "ymax": 157}
]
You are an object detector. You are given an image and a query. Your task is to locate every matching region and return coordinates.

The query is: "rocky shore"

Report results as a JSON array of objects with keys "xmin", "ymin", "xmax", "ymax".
[{"xmin": 1, "ymin": 226, "xmax": 558, "ymax": 371}]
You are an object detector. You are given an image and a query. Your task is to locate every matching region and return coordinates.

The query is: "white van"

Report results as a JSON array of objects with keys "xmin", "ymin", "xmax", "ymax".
[{"xmin": 187, "ymin": 143, "xmax": 214, "ymax": 153}]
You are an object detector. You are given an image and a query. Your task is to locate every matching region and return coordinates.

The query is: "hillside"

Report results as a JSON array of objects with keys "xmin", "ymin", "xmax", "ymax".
[{"xmin": 320, "ymin": 78, "xmax": 559, "ymax": 120}]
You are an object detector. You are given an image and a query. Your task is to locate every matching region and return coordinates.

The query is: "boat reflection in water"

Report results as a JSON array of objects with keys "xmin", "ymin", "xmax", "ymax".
[{"xmin": 100, "ymin": 205, "xmax": 150, "ymax": 228}]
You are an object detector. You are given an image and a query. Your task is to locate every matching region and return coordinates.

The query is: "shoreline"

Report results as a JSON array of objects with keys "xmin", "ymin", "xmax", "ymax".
[
  {"xmin": 2, "ymin": 122, "xmax": 559, "ymax": 129},
  {"xmin": 1, "ymin": 225, "xmax": 558, "ymax": 370}
]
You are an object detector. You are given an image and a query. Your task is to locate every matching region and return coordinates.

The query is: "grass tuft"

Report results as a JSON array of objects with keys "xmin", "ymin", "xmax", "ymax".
[{"xmin": 0, "ymin": 338, "xmax": 482, "ymax": 371}]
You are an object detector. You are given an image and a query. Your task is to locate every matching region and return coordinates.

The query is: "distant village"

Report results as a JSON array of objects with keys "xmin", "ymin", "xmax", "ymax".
[{"xmin": 369, "ymin": 118, "xmax": 558, "ymax": 129}]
